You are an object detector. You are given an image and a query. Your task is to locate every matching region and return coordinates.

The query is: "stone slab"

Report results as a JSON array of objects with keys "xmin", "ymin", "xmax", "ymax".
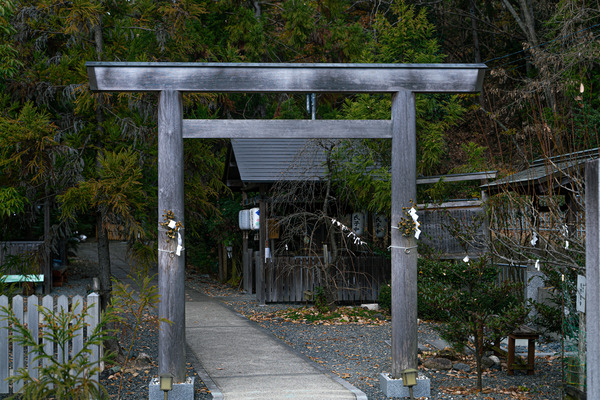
[
  {"xmin": 149, "ymin": 377, "xmax": 195, "ymax": 400},
  {"xmin": 426, "ymin": 339, "xmax": 449, "ymax": 350},
  {"xmin": 380, "ymin": 373, "xmax": 430, "ymax": 398}
]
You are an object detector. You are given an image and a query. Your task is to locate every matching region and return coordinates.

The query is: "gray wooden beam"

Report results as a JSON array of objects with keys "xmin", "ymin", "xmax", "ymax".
[
  {"xmin": 586, "ymin": 159, "xmax": 599, "ymax": 397},
  {"xmin": 183, "ymin": 119, "xmax": 392, "ymax": 139},
  {"xmin": 390, "ymin": 90, "xmax": 418, "ymax": 379},
  {"xmin": 87, "ymin": 62, "xmax": 486, "ymax": 93},
  {"xmin": 416, "ymin": 171, "xmax": 497, "ymax": 185},
  {"xmin": 157, "ymin": 90, "xmax": 187, "ymax": 382}
]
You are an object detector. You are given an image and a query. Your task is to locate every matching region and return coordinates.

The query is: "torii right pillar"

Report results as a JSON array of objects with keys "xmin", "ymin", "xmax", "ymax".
[
  {"xmin": 586, "ymin": 159, "xmax": 599, "ymax": 398},
  {"xmin": 380, "ymin": 89, "xmax": 430, "ymax": 398}
]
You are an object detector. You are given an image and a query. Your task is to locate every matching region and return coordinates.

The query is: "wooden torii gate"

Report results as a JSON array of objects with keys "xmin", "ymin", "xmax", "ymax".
[{"xmin": 86, "ymin": 62, "xmax": 485, "ymax": 387}]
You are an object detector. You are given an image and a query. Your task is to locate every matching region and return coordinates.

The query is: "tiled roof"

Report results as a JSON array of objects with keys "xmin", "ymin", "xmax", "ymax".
[{"xmin": 231, "ymin": 139, "xmax": 328, "ymax": 183}]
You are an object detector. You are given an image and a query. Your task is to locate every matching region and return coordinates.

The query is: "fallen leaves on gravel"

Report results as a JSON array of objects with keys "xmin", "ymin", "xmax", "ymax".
[
  {"xmin": 444, "ymin": 385, "xmax": 531, "ymax": 399},
  {"xmin": 243, "ymin": 306, "xmax": 388, "ymax": 325}
]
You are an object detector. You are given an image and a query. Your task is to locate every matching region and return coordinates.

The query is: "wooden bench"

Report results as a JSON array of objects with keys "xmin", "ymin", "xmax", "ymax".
[
  {"xmin": 0, "ymin": 274, "xmax": 44, "ymax": 295},
  {"xmin": 507, "ymin": 326, "xmax": 539, "ymax": 375},
  {"xmin": 0, "ymin": 242, "xmax": 45, "ymax": 293}
]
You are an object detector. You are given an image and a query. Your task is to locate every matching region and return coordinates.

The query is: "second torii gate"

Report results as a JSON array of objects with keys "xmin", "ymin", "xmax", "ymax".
[{"xmin": 87, "ymin": 62, "xmax": 485, "ymax": 394}]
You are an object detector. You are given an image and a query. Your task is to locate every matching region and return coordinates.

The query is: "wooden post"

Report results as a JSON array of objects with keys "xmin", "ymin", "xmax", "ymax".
[
  {"xmin": 390, "ymin": 90, "xmax": 418, "ymax": 379},
  {"xmin": 258, "ymin": 185, "xmax": 267, "ymax": 305},
  {"xmin": 242, "ymin": 231, "xmax": 250, "ymax": 292},
  {"xmin": 254, "ymin": 251, "xmax": 262, "ymax": 300},
  {"xmin": 586, "ymin": 159, "xmax": 599, "ymax": 397},
  {"xmin": 157, "ymin": 90, "xmax": 186, "ymax": 382},
  {"xmin": 43, "ymin": 198, "xmax": 51, "ymax": 294}
]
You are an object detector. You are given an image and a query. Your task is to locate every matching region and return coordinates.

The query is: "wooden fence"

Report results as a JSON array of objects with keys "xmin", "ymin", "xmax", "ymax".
[
  {"xmin": 0, "ymin": 293, "xmax": 101, "ymax": 394},
  {"xmin": 496, "ymin": 263, "xmax": 528, "ymax": 298},
  {"xmin": 248, "ymin": 254, "xmax": 528, "ymax": 304},
  {"xmin": 419, "ymin": 202, "xmax": 487, "ymax": 258},
  {"xmin": 0, "ymin": 242, "xmax": 43, "ymax": 273},
  {"xmin": 262, "ymin": 256, "xmax": 390, "ymax": 303}
]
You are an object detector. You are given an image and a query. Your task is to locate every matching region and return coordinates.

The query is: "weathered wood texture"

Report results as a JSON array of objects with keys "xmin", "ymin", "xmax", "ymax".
[
  {"xmin": 0, "ymin": 242, "xmax": 43, "ymax": 272},
  {"xmin": 183, "ymin": 120, "xmax": 392, "ymax": 139},
  {"xmin": 390, "ymin": 90, "xmax": 418, "ymax": 379},
  {"xmin": 254, "ymin": 251, "xmax": 262, "ymax": 301},
  {"xmin": 87, "ymin": 62, "xmax": 486, "ymax": 93},
  {"xmin": 157, "ymin": 90, "xmax": 187, "ymax": 382},
  {"xmin": 261, "ymin": 256, "xmax": 390, "ymax": 303},
  {"xmin": 586, "ymin": 160, "xmax": 598, "ymax": 397},
  {"xmin": 86, "ymin": 61, "xmax": 485, "ymax": 384},
  {"xmin": 242, "ymin": 233, "xmax": 251, "ymax": 293},
  {"xmin": 0, "ymin": 296, "xmax": 7, "ymax": 393},
  {"xmin": 416, "ymin": 171, "xmax": 496, "ymax": 185},
  {"xmin": 0, "ymin": 294, "xmax": 101, "ymax": 394},
  {"xmin": 258, "ymin": 188, "xmax": 267, "ymax": 305}
]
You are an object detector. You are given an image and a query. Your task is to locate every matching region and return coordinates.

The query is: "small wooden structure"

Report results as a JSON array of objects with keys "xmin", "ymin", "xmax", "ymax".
[
  {"xmin": 506, "ymin": 326, "xmax": 539, "ymax": 376},
  {"xmin": 86, "ymin": 62, "xmax": 485, "ymax": 382},
  {"xmin": 226, "ymin": 139, "xmax": 496, "ymax": 300}
]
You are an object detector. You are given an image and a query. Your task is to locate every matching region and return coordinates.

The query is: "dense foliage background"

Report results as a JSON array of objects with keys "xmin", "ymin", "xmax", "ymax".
[{"xmin": 0, "ymin": 0, "xmax": 598, "ymax": 274}]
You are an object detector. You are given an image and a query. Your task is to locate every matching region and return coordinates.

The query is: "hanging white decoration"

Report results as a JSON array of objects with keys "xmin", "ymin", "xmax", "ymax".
[
  {"xmin": 176, "ymin": 232, "xmax": 183, "ymax": 256},
  {"xmin": 331, "ymin": 218, "xmax": 366, "ymax": 246},
  {"xmin": 530, "ymin": 231, "xmax": 538, "ymax": 246},
  {"xmin": 408, "ymin": 207, "xmax": 421, "ymax": 239}
]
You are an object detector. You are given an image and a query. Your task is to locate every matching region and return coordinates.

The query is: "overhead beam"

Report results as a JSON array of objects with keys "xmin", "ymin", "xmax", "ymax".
[
  {"xmin": 86, "ymin": 62, "xmax": 486, "ymax": 93},
  {"xmin": 417, "ymin": 171, "xmax": 497, "ymax": 185},
  {"xmin": 183, "ymin": 119, "xmax": 392, "ymax": 139}
]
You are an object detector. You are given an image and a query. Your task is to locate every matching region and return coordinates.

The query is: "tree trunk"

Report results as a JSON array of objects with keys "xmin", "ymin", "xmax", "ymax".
[
  {"xmin": 92, "ymin": 11, "xmax": 123, "ymax": 362},
  {"xmin": 474, "ymin": 321, "xmax": 484, "ymax": 390},
  {"xmin": 469, "ymin": 0, "xmax": 484, "ymax": 105},
  {"xmin": 96, "ymin": 212, "xmax": 112, "ymax": 312},
  {"xmin": 218, "ymin": 243, "xmax": 224, "ymax": 281}
]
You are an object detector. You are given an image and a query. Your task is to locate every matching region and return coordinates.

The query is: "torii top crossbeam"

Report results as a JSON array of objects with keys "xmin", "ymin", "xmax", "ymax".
[
  {"xmin": 87, "ymin": 62, "xmax": 485, "ymax": 93},
  {"xmin": 86, "ymin": 62, "xmax": 485, "ymax": 388}
]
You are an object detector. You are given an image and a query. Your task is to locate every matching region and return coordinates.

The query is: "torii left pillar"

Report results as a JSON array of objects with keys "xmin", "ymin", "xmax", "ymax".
[{"xmin": 157, "ymin": 90, "xmax": 187, "ymax": 381}]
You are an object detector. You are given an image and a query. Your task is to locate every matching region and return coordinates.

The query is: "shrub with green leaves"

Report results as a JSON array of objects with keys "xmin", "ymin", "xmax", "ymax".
[
  {"xmin": 2, "ymin": 300, "xmax": 117, "ymax": 400},
  {"xmin": 378, "ymin": 283, "xmax": 391, "ymax": 312},
  {"xmin": 420, "ymin": 256, "xmax": 529, "ymax": 390},
  {"xmin": 313, "ymin": 286, "xmax": 330, "ymax": 314},
  {"xmin": 379, "ymin": 258, "xmax": 466, "ymax": 320}
]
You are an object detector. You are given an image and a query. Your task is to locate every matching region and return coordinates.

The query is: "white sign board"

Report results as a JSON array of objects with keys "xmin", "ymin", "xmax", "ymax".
[{"xmin": 577, "ymin": 274, "xmax": 586, "ymax": 313}]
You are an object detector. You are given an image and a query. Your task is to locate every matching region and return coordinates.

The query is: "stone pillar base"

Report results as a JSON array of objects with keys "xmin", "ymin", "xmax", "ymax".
[
  {"xmin": 379, "ymin": 373, "xmax": 430, "ymax": 398},
  {"xmin": 149, "ymin": 377, "xmax": 195, "ymax": 400}
]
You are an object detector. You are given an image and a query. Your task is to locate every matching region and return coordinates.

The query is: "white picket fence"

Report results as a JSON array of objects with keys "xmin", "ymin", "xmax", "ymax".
[{"xmin": 0, "ymin": 293, "xmax": 101, "ymax": 394}]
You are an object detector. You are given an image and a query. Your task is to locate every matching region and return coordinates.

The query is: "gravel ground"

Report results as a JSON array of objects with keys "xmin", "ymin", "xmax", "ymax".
[
  {"xmin": 11, "ymin": 258, "xmax": 563, "ymax": 399},
  {"xmin": 186, "ymin": 270, "xmax": 563, "ymax": 400}
]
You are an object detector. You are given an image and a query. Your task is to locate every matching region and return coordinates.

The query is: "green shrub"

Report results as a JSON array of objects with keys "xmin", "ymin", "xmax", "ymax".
[
  {"xmin": 420, "ymin": 256, "xmax": 529, "ymax": 390},
  {"xmin": 314, "ymin": 286, "xmax": 329, "ymax": 314},
  {"xmin": 417, "ymin": 258, "xmax": 465, "ymax": 321},
  {"xmin": 378, "ymin": 283, "xmax": 391, "ymax": 312},
  {"xmin": 379, "ymin": 259, "xmax": 461, "ymax": 319}
]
